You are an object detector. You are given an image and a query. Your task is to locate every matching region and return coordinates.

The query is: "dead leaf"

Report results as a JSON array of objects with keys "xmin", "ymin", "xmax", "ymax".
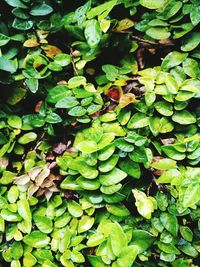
[
  {"xmin": 36, "ymin": 30, "xmax": 49, "ymax": 40},
  {"xmin": 42, "ymin": 45, "xmax": 62, "ymax": 58},
  {"xmin": 27, "ymin": 183, "xmax": 39, "ymax": 198},
  {"xmin": 161, "ymin": 138, "xmax": 175, "ymax": 145},
  {"xmin": 119, "ymin": 93, "xmax": 136, "ymax": 108},
  {"xmin": 28, "ymin": 167, "xmax": 42, "ymax": 181},
  {"xmin": 0, "ymin": 157, "xmax": 8, "ymax": 169},
  {"xmin": 23, "ymin": 39, "xmax": 40, "ymax": 48},
  {"xmin": 107, "ymin": 87, "xmax": 122, "ymax": 102},
  {"xmin": 14, "ymin": 174, "xmax": 30, "ymax": 186},
  {"xmin": 35, "ymin": 100, "xmax": 43, "ymax": 113},
  {"xmin": 35, "ymin": 167, "xmax": 50, "ymax": 186},
  {"xmin": 53, "ymin": 142, "xmax": 67, "ymax": 154},
  {"xmin": 57, "ymin": 80, "xmax": 67, "ymax": 85}
]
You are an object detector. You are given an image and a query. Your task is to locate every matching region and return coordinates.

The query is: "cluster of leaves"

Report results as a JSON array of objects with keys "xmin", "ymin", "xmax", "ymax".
[{"xmin": 0, "ymin": 0, "xmax": 200, "ymax": 266}]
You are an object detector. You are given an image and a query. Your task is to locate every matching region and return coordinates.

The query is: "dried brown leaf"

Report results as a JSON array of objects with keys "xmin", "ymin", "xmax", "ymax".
[
  {"xmin": 14, "ymin": 174, "xmax": 30, "ymax": 186},
  {"xmin": 27, "ymin": 183, "xmax": 39, "ymax": 198},
  {"xmin": 53, "ymin": 142, "xmax": 67, "ymax": 155},
  {"xmin": 35, "ymin": 167, "xmax": 50, "ymax": 186},
  {"xmin": 28, "ymin": 167, "xmax": 42, "ymax": 181}
]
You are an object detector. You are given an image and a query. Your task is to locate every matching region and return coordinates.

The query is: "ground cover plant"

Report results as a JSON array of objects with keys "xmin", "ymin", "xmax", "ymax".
[{"xmin": 0, "ymin": 0, "xmax": 200, "ymax": 266}]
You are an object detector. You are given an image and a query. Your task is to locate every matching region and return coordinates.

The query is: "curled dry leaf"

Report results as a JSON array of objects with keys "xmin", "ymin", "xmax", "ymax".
[
  {"xmin": 14, "ymin": 165, "xmax": 59, "ymax": 200},
  {"xmin": 107, "ymin": 87, "xmax": 122, "ymax": 102}
]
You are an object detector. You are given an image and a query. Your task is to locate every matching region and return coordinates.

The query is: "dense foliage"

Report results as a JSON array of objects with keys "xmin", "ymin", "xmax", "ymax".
[{"xmin": 0, "ymin": 0, "xmax": 200, "ymax": 266}]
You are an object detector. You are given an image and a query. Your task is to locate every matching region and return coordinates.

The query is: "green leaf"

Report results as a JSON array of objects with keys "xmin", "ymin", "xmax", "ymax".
[
  {"xmin": 102, "ymin": 64, "xmax": 119, "ymax": 81},
  {"xmin": 33, "ymin": 215, "xmax": 53, "ymax": 234},
  {"xmin": 99, "ymin": 154, "xmax": 119, "ymax": 172},
  {"xmin": 172, "ymin": 111, "xmax": 196, "ymax": 125},
  {"xmin": 161, "ymin": 146, "xmax": 186, "ymax": 161},
  {"xmin": 155, "ymin": 101, "xmax": 173, "ymax": 116},
  {"xmin": 157, "ymin": 169, "xmax": 181, "ymax": 183},
  {"xmin": 78, "ymin": 215, "xmax": 94, "ymax": 233},
  {"xmin": 71, "ymin": 250, "xmax": 85, "ymax": 263},
  {"xmin": 75, "ymin": 140, "xmax": 98, "ymax": 153},
  {"xmin": 87, "ymin": 0, "xmax": 117, "ymax": 20},
  {"xmin": 127, "ymin": 113, "xmax": 149, "ymax": 129},
  {"xmin": 110, "ymin": 222, "xmax": 127, "ymax": 256},
  {"xmin": 87, "ymin": 233, "xmax": 105, "ymax": 247},
  {"xmin": 0, "ymin": 57, "xmax": 17, "ymax": 73},
  {"xmin": 54, "ymin": 53, "xmax": 71, "ymax": 67},
  {"xmin": 78, "ymin": 161, "xmax": 99, "ymax": 179},
  {"xmin": 0, "ymin": 33, "xmax": 10, "ymax": 46},
  {"xmin": 133, "ymin": 190, "xmax": 155, "ymax": 219},
  {"xmin": 146, "ymin": 27, "xmax": 170, "ymax": 40},
  {"xmin": 87, "ymin": 256, "xmax": 107, "ymax": 267},
  {"xmin": 106, "ymin": 203, "xmax": 130, "ymax": 217},
  {"xmin": 68, "ymin": 76, "xmax": 87, "ymax": 88},
  {"xmin": 99, "ymin": 167, "xmax": 127, "ymax": 186},
  {"xmin": 68, "ymin": 200, "xmax": 83, "ymax": 217},
  {"xmin": 158, "ymin": 242, "xmax": 180, "ymax": 255},
  {"xmin": 1, "ymin": 209, "xmax": 22, "ymax": 222},
  {"xmin": 25, "ymin": 78, "xmax": 39, "ymax": 93},
  {"xmin": 45, "ymin": 113, "xmax": 62, "ymax": 124},
  {"xmin": 179, "ymin": 243, "xmax": 198, "ymax": 257},
  {"xmin": 47, "ymin": 85, "xmax": 71, "ymax": 103},
  {"xmin": 12, "ymin": 18, "xmax": 33, "ymax": 30},
  {"xmin": 100, "ymin": 183, "xmax": 122, "ymax": 195},
  {"xmin": 151, "ymin": 158, "xmax": 177, "ymax": 170},
  {"xmin": 18, "ymin": 132, "xmax": 37, "ymax": 144},
  {"xmin": 84, "ymin": 19, "xmax": 102, "ymax": 48},
  {"xmin": 160, "ymin": 212, "xmax": 178, "ymax": 236},
  {"xmin": 120, "ymin": 159, "xmax": 141, "ymax": 179},
  {"xmin": 68, "ymin": 106, "xmax": 87, "ymax": 116},
  {"xmin": 161, "ymin": 52, "xmax": 188, "ymax": 71},
  {"xmin": 139, "ymin": 0, "xmax": 167, "ymax": 9},
  {"xmin": 181, "ymin": 32, "xmax": 200, "ymax": 52},
  {"xmin": 117, "ymin": 245, "xmax": 138, "ymax": 267},
  {"xmin": 183, "ymin": 58, "xmax": 199, "ymax": 78},
  {"xmin": 165, "ymin": 74, "xmax": 179, "ymax": 94},
  {"xmin": 4, "ymin": 0, "xmax": 28, "ymax": 8},
  {"xmin": 180, "ymin": 226, "xmax": 193, "ymax": 242},
  {"xmin": 114, "ymin": 139, "xmax": 134, "ymax": 152},
  {"xmin": 23, "ymin": 231, "xmax": 50, "ymax": 248},
  {"xmin": 131, "ymin": 230, "xmax": 156, "ymax": 253},
  {"xmin": 12, "ymin": 7, "xmax": 30, "ymax": 19},
  {"xmin": 183, "ymin": 183, "xmax": 200, "ymax": 208},
  {"xmin": 76, "ymin": 176, "xmax": 100, "ymax": 190},
  {"xmin": 190, "ymin": 6, "xmax": 200, "ymax": 26},
  {"xmin": 30, "ymin": 3, "xmax": 53, "ymax": 16},
  {"xmin": 129, "ymin": 147, "xmax": 148, "ymax": 163},
  {"xmin": 8, "ymin": 115, "xmax": 22, "ymax": 128},
  {"xmin": 98, "ymin": 144, "xmax": 115, "ymax": 161},
  {"xmin": 56, "ymin": 96, "xmax": 79, "ymax": 109},
  {"xmin": 17, "ymin": 199, "xmax": 32, "ymax": 221}
]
